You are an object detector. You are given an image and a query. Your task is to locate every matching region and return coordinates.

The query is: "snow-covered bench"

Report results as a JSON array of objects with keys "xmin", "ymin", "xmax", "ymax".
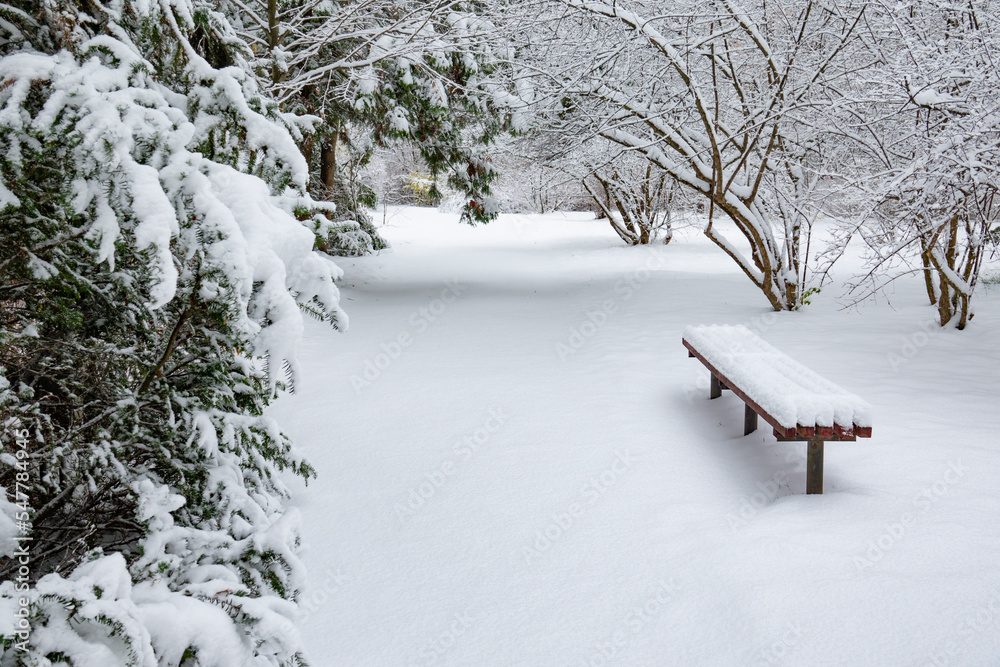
[{"xmin": 682, "ymin": 325, "xmax": 873, "ymax": 494}]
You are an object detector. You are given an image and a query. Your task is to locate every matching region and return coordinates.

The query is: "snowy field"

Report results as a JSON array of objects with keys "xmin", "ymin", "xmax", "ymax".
[{"xmin": 268, "ymin": 207, "xmax": 1000, "ymax": 666}]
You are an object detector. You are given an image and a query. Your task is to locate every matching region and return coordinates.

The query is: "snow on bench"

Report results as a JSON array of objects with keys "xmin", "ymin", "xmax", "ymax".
[{"xmin": 682, "ymin": 324, "xmax": 873, "ymax": 494}]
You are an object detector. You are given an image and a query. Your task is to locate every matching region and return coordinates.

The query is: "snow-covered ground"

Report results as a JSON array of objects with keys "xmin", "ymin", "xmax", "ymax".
[{"xmin": 268, "ymin": 207, "xmax": 1000, "ymax": 666}]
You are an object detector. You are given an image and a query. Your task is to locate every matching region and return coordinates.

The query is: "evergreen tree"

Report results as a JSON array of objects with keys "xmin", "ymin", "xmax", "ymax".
[
  {"xmin": 0, "ymin": 0, "xmax": 343, "ymax": 662},
  {"xmin": 230, "ymin": 0, "xmax": 518, "ymax": 254}
]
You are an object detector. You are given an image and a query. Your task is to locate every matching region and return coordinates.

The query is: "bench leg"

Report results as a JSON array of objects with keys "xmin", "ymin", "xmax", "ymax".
[
  {"xmin": 744, "ymin": 404, "xmax": 758, "ymax": 435},
  {"xmin": 710, "ymin": 374, "xmax": 722, "ymax": 399},
  {"xmin": 806, "ymin": 437, "xmax": 824, "ymax": 494}
]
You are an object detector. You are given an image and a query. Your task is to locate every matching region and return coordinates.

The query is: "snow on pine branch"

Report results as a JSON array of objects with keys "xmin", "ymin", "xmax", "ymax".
[
  {"xmin": 0, "ymin": 27, "xmax": 346, "ymax": 383},
  {"xmin": 0, "ymin": 0, "xmax": 347, "ymax": 663}
]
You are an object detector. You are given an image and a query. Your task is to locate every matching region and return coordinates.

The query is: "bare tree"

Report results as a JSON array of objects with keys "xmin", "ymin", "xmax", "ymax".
[
  {"xmin": 583, "ymin": 157, "xmax": 677, "ymax": 245},
  {"xmin": 514, "ymin": 0, "xmax": 867, "ymax": 309},
  {"xmin": 845, "ymin": 0, "xmax": 1000, "ymax": 328}
]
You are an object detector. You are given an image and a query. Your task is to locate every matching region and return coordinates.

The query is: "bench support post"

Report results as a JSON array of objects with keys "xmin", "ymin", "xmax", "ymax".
[
  {"xmin": 744, "ymin": 404, "xmax": 758, "ymax": 436},
  {"xmin": 806, "ymin": 437, "xmax": 824, "ymax": 494},
  {"xmin": 710, "ymin": 374, "xmax": 723, "ymax": 399}
]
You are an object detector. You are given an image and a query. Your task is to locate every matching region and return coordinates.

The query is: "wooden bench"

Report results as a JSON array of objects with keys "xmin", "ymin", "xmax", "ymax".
[{"xmin": 682, "ymin": 325, "xmax": 872, "ymax": 494}]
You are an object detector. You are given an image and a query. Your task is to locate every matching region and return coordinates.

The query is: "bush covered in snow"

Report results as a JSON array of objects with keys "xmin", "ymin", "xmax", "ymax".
[{"xmin": 0, "ymin": 0, "xmax": 344, "ymax": 663}]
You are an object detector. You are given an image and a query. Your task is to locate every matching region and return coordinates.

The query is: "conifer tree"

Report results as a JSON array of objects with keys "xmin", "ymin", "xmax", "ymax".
[
  {"xmin": 0, "ymin": 0, "xmax": 343, "ymax": 662},
  {"xmin": 229, "ymin": 0, "xmax": 517, "ymax": 255}
]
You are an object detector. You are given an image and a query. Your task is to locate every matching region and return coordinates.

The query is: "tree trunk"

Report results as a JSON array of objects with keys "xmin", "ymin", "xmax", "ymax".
[
  {"xmin": 705, "ymin": 193, "xmax": 788, "ymax": 312},
  {"xmin": 583, "ymin": 176, "xmax": 638, "ymax": 245},
  {"xmin": 937, "ymin": 278, "xmax": 953, "ymax": 326},
  {"xmin": 320, "ymin": 136, "xmax": 337, "ymax": 193},
  {"xmin": 957, "ymin": 293, "xmax": 971, "ymax": 330},
  {"xmin": 302, "ymin": 136, "xmax": 313, "ymax": 175},
  {"xmin": 920, "ymin": 242, "xmax": 939, "ymax": 306},
  {"xmin": 299, "ymin": 85, "xmax": 315, "ymax": 187},
  {"xmin": 267, "ymin": 0, "xmax": 284, "ymax": 85}
]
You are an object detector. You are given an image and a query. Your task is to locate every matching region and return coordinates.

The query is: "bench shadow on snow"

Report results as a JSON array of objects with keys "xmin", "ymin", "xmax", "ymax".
[{"xmin": 662, "ymin": 388, "xmax": 806, "ymax": 503}]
